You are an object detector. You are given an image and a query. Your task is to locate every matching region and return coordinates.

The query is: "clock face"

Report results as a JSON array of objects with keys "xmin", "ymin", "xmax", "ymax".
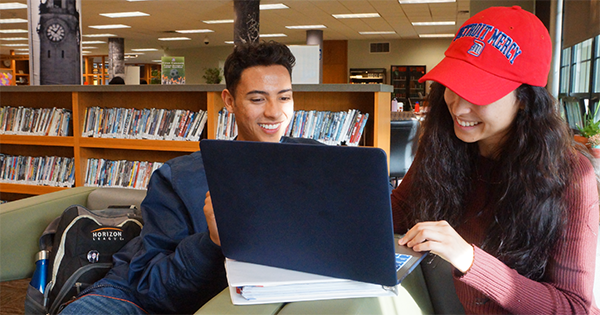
[{"xmin": 46, "ymin": 23, "xmax": 65, "ymax": 42}]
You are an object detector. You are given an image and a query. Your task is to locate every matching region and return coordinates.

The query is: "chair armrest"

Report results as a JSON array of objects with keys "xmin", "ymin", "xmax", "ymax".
[{"xmin": 0, "ymin": 187, "xmax": 98, "ymax": 282}]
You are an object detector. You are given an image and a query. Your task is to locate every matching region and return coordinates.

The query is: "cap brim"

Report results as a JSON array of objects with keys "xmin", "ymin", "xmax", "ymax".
[{"xmin": 419, "ymin": 57, "xmax": 521, "ymax": 105}]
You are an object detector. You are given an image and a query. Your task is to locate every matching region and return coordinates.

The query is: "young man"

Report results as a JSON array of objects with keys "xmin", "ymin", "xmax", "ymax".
[{"xmin": 60, "ymin": 41, "xmax": 319, "ymax": 314}]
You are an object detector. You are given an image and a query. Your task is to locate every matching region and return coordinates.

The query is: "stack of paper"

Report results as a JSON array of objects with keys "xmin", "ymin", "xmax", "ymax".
[{"xmin": 225, "ymin": 258, "xmax": 403, "ymax": 305}]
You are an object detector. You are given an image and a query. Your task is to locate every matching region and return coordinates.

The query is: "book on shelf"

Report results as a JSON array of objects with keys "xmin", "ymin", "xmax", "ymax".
[
  {"xmin": 216, "ymin": 107, "xmax": 238, "ymax": 140},
  {"xmin": 283, "ymin": 109, "xmax": 369, "ymax": 146},
  {"xmin": 84, "ymin": 158, "xmax": 163, "ymax": 189},
  {"xmin": 0, "ymin": 106, "xmax": 71, "ymax": 136},
  {"xmin": 81, "ymin": 107, "xmax": 207, "ymax": 141},
  {"xmin": 0, "ymin": 154, "xmax": 75, "ymax": 187}
]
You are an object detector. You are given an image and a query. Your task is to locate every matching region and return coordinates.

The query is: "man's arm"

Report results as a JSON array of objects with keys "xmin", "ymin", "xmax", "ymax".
[{"xmin": 127, "ymin": 153, "xmax": 228, "ymax": 314}]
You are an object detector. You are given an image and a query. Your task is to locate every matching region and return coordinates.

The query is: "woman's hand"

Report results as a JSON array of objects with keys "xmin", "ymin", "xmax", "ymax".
[
  {"xmin": 203, "ymin": 191, "xmax": 221, "ymax": 246},
  {"xmin": 399, "ymin": 220, "xmax": 474, "ymax": 273}
]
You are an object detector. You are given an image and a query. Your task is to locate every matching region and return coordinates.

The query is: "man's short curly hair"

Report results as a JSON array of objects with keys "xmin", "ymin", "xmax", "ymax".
[{"xmin": 223, "ymin": 41, "xmax": 295, "ymax": 97}]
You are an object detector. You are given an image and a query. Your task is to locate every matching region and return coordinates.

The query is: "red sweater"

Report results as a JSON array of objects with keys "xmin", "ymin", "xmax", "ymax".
[{"xmin": 391, "ymin": 152, "xmax": 599, "ymax": 314}]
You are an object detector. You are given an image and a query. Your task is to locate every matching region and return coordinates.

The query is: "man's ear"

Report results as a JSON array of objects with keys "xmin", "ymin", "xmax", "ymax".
[{"xmin": 221, "ymin": 89, "xmax": 235, "ymax": 112}]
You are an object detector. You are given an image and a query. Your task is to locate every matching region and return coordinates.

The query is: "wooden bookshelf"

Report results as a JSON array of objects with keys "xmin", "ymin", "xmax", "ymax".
[
  {"xmin": 0, "ymin": 84, "xmax": 391, "ymax": 197},
  {"xmin": 82, "ymin": 55, "xmax": 109, "ymax": 85},
  {"xmin": 0, "ymin": 51, "xmax": 29, "ymax": 86}
]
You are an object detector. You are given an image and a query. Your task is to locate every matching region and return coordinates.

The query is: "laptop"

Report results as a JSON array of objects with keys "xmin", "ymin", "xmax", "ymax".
[{"xmin": 200, "ymin": 139, "xmax": 426, "ymax": 288}]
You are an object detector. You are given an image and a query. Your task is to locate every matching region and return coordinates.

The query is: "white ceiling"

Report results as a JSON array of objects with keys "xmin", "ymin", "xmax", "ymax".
[{"xmin": 0, "ymin": 0, "xmax": 472, "ymax": 63}]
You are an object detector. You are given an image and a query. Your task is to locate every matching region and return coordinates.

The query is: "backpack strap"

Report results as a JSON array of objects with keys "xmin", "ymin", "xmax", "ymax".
[{"xmin": 39, "ymin": 216, "xmax": 61, "ymax": 252}]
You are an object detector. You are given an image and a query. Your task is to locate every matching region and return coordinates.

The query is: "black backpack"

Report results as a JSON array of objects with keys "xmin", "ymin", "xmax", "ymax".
[{"xmin": 24, "ymin": 204, "xmax": 143, "ymax": 315}]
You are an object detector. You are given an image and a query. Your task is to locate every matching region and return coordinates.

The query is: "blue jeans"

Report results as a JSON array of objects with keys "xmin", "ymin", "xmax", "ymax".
[{"xmin": 59, "ymin": 283, "xmax": 147, "ymax": 315}]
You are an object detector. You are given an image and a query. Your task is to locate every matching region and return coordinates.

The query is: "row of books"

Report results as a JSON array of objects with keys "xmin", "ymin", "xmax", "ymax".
[
  {"xmin": 216, "ymin": 107, "xmax": 238, "ymax": 140},
  {"xmin": 0, "ymin": 154, "xmax": 75, "ymax": 187},
  {"xmin": 563, "ymin": 99, "xmax": 584, "ymax": 129},
  {"xmin": 84, "ymin": 158, "xmax": 163, "ymax": 189},
  {"xmin": 214, "ymin": 108, "xmax": 368, "ymax": 145},
  {"xmin": 284, "ymin": 109, "xmax": 369, "ymax": 146},
  {"xmin": 0, "ymin": 106, "xmax": 72, "ymax": 136},
  {"xmin": 81, "ymin": 107, "xmax": 208, "ymax": 141}
]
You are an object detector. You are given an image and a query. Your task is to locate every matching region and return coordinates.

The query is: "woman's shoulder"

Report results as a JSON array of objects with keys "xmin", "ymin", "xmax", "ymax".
[{"xmin": 572, "ymin": 150, "xmax": 596, "ymax": 179}]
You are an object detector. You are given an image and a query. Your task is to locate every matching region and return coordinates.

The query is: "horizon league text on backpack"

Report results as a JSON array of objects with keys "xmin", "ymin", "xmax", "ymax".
[{"xmin": 91, "ymin": 228, "xmax": 126, "ymax": 241}]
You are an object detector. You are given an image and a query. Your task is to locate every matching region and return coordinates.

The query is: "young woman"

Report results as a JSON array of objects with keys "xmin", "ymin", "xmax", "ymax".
[{"xmin": 393, "ymin": 6, "xmax": 599, "ymax": 314}]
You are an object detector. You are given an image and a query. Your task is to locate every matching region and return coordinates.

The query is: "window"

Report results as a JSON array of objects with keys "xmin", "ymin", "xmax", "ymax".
[
  {"xmin": 560, "ymin": 47, "xmax": 571, "ymax": 95},
  {"xmin": 594, "ymin": 35, "xmax": 600, "ymax": 93},
  {"xmin": 571, "ymin": 39, "xmax": 592, "ymax": 94}
]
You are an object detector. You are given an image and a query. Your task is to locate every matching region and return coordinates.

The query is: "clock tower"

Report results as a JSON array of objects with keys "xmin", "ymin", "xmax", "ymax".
[{"xmin": 37, "ymin": 0, "xmax": 80, "ymax": 84}]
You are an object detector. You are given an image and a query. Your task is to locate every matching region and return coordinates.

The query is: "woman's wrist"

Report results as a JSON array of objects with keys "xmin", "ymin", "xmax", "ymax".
[{"xmin": 455, "ymin": 244, "xmax": 475, "ymax": 274}]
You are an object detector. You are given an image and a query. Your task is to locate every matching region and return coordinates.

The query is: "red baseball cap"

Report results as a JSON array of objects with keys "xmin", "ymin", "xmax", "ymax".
[{"xmin": 419, "ymin": 6, "xmax": 552, "ymax": 105}]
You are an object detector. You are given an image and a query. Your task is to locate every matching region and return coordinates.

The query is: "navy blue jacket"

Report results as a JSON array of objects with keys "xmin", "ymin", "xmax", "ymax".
[{"xmin": 89, "ymin": 137, "xmax": 322, "ymax": 314}]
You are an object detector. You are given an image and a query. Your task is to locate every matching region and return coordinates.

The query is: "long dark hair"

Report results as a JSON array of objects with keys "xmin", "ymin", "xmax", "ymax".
[{"xmin": 409, "ymin": 82, "xmax": 577, "ymax": 280}]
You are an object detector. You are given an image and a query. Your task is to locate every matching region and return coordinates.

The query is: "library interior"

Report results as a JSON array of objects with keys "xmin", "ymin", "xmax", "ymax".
[{"xmin": 0, "ymin": 0, "xmax": 599, "ymax": 314}]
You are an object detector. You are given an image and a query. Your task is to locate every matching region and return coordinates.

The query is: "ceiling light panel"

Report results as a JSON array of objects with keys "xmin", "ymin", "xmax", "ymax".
[
  {"xmin": 89, "ymin": 24, "xmax": 131, "ymax": 29},
  {"xmin": 158, "ymin": 37, "xmax": 191, "ymax": 41},
  {"xmin": 83, "ymin": 34, "xmax": 117, "ymax": 37},
  {"xmin": 0, "ymin": 43, "xmax": 28, "ymax": 46},
  {"xmin": 82, "ymin": 41, "xmax": 107, "ymax": 44},
  {"xmin": 399, "ymin": 0, "xmax": 455, "ymax": 3},
  {"xmin": 0, "ymin": 18, "xmax": 28, "ymax": 24},
  {"xmin": 131, "ymin": 48, "xmax": 158, "ymax": 51},
  {"xmin": 412, "ymin": 21, "xmax": 455, "ymax": 26},
  {"xmin": 332, "ymin": 13, "xmax": 380, "ymax": 19},
  {"xmin": 285, "ymin": 25, "xmax": 327, "ymax": 30},
  {"xmin": 0, "ymin": 29, "xmax": 28, "ymax": 33},
  {"xmin": 203, "ymin": 19, "xmax": 234, "ymax": 24},
  {"xmin": 100, "ymin": 12, "xmax": 150, "ymax": 18},
  {"xmin": 359, "ymin": 31, "xmax": 396, "ymax": 35},
  {"xmin": 419, "ymin": 33, "xmax": 455, "ymax": 38},
  {"xmin": 259, "ymin": 33, "xmax": 287, "ymax": 38},
  {"xmin": 0, "ymin": 37, "xmax": 27, "ymax": 40},
  {"xmin": 0, "ymin": 2, "xmax": 27, "ymax": 9},
  {"xmin": 175, "ymin": 29, "xmax": 214, "ymax": 34},
  {"xmin": 260, "ymin": 3, "xmax": 289, "ymax": 10}
]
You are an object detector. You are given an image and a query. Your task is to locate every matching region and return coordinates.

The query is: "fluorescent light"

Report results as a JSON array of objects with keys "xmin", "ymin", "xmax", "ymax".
[
  {"xmin": 224, "ymin": 41, "xmax": 235, "ymax": 44},
  {"xmin": 203, "ymin": 19, "xmax": 234, "ymax": 24},
  {"xmin": 412, "ymin": 21, "xmax": 455, "ymax": 26},
  {"xmin": 0, "ymin": 37, "xmax": 27, "ymax": 40},
  {"xmin": 82, "ymin": 40, "xmax": 107, "ymax": 44},
  {"xmin": 125, "ymin": 52, "xmax": 143, "ymax": 55},
  {"xmin": 175, "ymin": 29, "xmax": 214, "ymax": 34},
  {"xmin": 399, "ymin": 0, "xmax": 455, "ymax": 3},
  {"xmin": 89, "ymin": 24, "xmax": 131, "ymax": 29},
  {"xmin": 100, "ymin": 11, "xmax": 149, "ymax": 18},
  {"xmin": 0, "ymin": 2, "xmax": 27, "ymax": 9},
  {"xmin": 259, "ymin": 33, "xmax": 287, "ymax": 38},
  {"xmin": 0, "ymin": 43, "xmax": 28, "ymax": 46},
  {"xmin": 332, "ymin": 13, "xmax": 380, "ymax": 19},
  {"xmin": 15, "ymin": 48, "xmax": 29, "ymax": 51},
  {"xmin": 158, "ymin": 37, "xmax": 191, "ymax": 41},
  {"xmin": 14, "ymin": 52, "xmax": 29, "ymax": 55},
  {"xmin": 83, "ymin": 33, "xmax": 117, "ymax": 37},
  {"xmin": 82, "ymin": 51, "xmax": 93, "ymax": 54},
  {"xmin": 131, "ymin": 48, "xmax": 158, "ymax": 52},
  {"xmin": 260, "ymin": 3, "xmax": 288, "ymax": 10},
  {"xmin": 82, "ymin": 46, "xmax": 98, "ymax": 49},
  {"xmin": 419, "ymin": 33, "xmax": 455, "ymax": 38},
  {"xmin": 0, "ymin": 18, "xmax": 28, "ymax": 24},
  {"xmin": 0, "ymin": 29, "xmax": 28, "ymax": 33},
  {"xmin": 359, "ymin": 31, "xmax": 396, "ymax": 35},
  {"xmin": 286, "ymin": 25, "xmax": 327, "ymax": 30}
]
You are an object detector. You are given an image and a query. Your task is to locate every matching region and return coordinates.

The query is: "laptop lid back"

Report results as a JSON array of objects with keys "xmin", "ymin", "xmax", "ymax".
[{"xmin": 200, "ymin": 140, "xmax": 397, "ymax": 287}]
